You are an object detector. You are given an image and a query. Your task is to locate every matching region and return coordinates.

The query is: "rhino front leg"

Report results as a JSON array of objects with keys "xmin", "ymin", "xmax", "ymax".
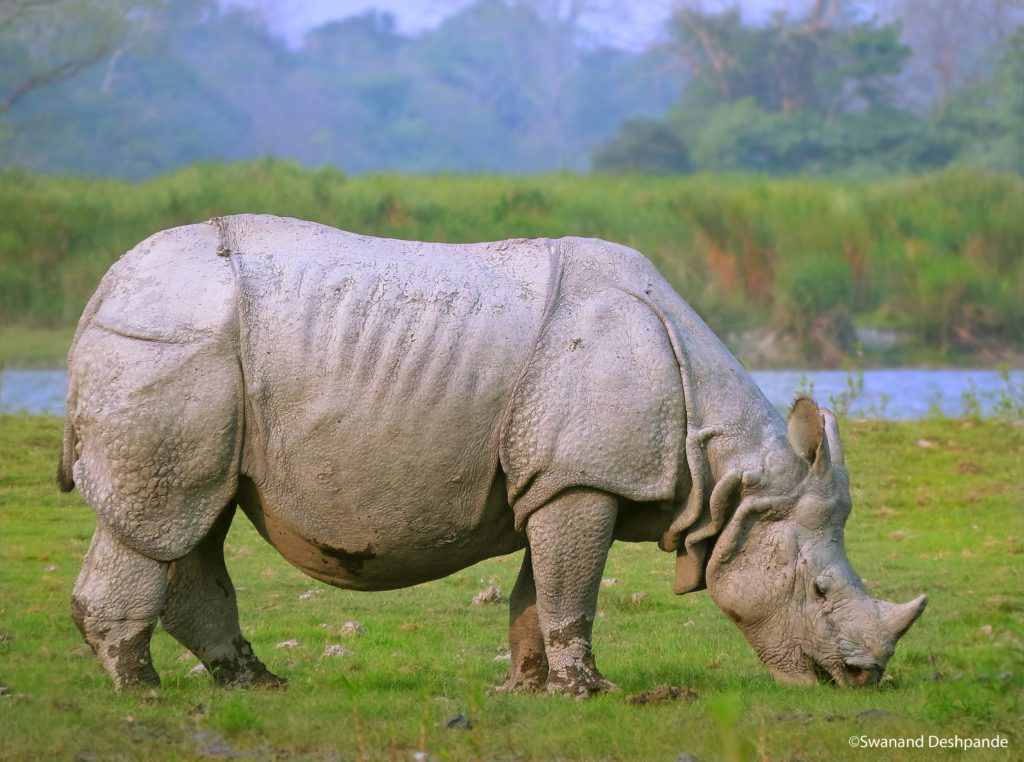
[
  {"xmin": 494, "ymin": 549, "xmax": 548, "ymax": 693},
  {"xmin": 526, "ymin": 487, "xmax": 618, "ymax": 698},
  {"xmin": 71, "ymin": 521, "xmax": 169, "ymax": 691},
  {"xmin": 160, "ymin": 508, "xmax": 285, "ymax": 689}
]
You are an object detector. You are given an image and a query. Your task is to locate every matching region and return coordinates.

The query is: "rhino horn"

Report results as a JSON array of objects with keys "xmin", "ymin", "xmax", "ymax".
[{"xmin": 880, "ymin": 594, "xmax": 928, "ymax": 642}]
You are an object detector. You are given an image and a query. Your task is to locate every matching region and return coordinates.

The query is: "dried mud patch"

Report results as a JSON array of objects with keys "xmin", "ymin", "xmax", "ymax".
[{"xmin": 625, "ymin": 684, "xmax": 698, "ymax": 706}]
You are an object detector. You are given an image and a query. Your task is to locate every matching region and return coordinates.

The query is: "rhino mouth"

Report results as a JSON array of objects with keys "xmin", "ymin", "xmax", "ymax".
[
  {"xmin": 809, "ymin": 656, "xmax": 883, "ymax": 687},
  {"xmin": 810, "ymin": 659, "xmax": 835, "ymax": 685}
]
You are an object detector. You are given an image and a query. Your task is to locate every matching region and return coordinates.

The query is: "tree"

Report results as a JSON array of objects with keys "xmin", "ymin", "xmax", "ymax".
[
  {"xmin": 0, "ymin": 0, "xmax": 157, "ymax": 117},
  {"xmin": 591, "ymin": 1, "xmax": 948, "ymax": 175},
  {"xmin": 938, "ymin": 26, "xmax": 1024, "ymax": 174},
  {"xmin": 880, "ymin": 0, "xmax": 1021, "ymax": 111},
  {"xmin": 592, "ymin": 117, "xmax": 690, "ymax": 173}
]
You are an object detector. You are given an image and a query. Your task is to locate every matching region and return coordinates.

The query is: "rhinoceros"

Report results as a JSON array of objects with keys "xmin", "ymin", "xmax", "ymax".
[{"xmin": 59, "ymin": 214, "xmax": 926, "ymax": 695}]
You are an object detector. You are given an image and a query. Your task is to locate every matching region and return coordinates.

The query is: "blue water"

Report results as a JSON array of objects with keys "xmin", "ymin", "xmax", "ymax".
[{"xmin": 1, "ymin": 368, "xmax": 1021, "ymax": 419}]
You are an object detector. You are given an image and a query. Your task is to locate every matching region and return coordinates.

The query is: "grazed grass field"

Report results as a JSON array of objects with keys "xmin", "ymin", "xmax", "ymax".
[{"xmin": 1, "ymin": 414, "xmax": 1021, "ymax": 760}]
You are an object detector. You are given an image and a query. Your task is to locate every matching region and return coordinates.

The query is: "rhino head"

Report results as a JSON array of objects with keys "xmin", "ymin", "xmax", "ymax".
[{"xmin": 705, "ymin": 398, "xmax": 927, "ymax": 687}]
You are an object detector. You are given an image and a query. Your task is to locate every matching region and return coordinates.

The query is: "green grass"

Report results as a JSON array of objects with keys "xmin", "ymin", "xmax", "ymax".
[
  {"xmin": 0, "ymin": 325, "xmax": 75, "ymax": 368},
  {"xmin": 1, "ymin": 163, "xmax": 1022, "ymax": 368},
  {"xmin": 1, "ymin": 414, "xmax": 1021, "ymax": 760}
]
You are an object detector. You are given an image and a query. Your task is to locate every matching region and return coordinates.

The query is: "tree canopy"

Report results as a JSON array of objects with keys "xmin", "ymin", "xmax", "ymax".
[
  {"xmin": 593, "ymin": 1, "xmax": 1021, "ymax": 177},
  {"xmin": 0, "ymin": 0, "xmax": 1017, "ymax": 178}
]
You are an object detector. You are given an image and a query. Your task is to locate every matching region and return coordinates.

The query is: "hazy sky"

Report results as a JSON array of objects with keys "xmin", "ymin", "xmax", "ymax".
[{"xmin": 247, "ymin": 1, "xmax": 804, "ymax": 50}]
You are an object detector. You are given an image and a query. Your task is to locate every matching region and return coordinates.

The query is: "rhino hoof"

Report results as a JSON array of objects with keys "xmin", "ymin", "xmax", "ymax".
[
  {"xmin": 244, "ymin": 670, "xmax": 288, "ymax": 690},
  {"xmin": 491, "ymin": 674, "xmax": 546, "ymax": 695},
  {"xmin": 545, "ymin": 670, "xmax": 618, "ymax": 699}
]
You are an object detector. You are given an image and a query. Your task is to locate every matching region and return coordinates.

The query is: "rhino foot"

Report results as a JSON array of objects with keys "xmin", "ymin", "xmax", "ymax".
[
  {"xmin": 492, "ymin": 654, "xmax": 548, "ymax": 694},
  {"xmin": 71, "ymin": 523, "xmax": 169, "ymax": 692},
  {"xmin": 545, "ymin": 662, "xmax": 619, "ymax": 700},
  {"xmin": 201, "ymin": 637, "xmax": 287, "ymax": 689},
  {"xmin": 223, "ymin": 667, "xmax": 288, "ymax": 690}
]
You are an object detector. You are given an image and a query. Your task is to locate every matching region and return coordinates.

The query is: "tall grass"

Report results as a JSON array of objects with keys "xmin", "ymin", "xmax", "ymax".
[{"xmin": 1, "ymin": 162, "xmax": 1021, "ymax": 365}]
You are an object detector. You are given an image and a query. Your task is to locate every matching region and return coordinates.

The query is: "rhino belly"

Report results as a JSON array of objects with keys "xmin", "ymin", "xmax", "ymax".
[
  {"xmin": 236, "ymin": 470, "xmax": 524, "ymax": 590},
  {"xmin": 227, "ymin": 218, "xmax": 553, "ymax": 589}
]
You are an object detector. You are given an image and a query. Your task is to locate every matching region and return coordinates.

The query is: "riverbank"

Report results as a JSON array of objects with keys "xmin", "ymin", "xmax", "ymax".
[
  {"xmin": 1, "ymin": 164, "xmax": 1021, "ymax": 368},
  {"xmin": 5, "ymin": 366, "xmax": 1022, "ymax": 420},
  {"xmin": 3, "ymin": 323, "xmax": 1022, "ymax": 373}
]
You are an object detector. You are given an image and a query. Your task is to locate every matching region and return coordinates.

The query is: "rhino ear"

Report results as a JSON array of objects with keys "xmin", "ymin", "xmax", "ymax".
[{"xmin": 788, "ymin": 397, "xmax": 824, "ymax": 464}]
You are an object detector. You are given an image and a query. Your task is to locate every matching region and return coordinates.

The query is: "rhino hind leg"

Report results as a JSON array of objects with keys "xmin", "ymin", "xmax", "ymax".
[
  {"xmin": 160, "ymin": 507, "xmax": 285, "ymax": 689},
  {"xmin": 494, "ymin": 549, "xmax": 548, "ymax": 693},
  {"xmin": 72, "ymin": 521, "xmax": 169, "ymax": 691},
  {"xmin": 525, "ymin": 488, "xmax": 619, "ymax": 698}
]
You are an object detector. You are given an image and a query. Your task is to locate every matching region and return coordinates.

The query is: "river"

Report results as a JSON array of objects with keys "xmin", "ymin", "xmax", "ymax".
[{"xmin": 2, "ymin": 368, "xmax": 1021, "ymax": 419}]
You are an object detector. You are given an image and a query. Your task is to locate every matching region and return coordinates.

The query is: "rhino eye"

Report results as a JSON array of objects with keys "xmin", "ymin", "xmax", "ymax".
[{"xmin": 812, "ymin": 576, "xmax": 833, "ymax": 600}]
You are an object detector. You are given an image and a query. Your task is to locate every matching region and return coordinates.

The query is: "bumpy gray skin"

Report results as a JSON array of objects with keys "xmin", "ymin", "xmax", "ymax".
[{"xmin": 59, "ymin": 215, "xmax": 926, "ymax": 694}]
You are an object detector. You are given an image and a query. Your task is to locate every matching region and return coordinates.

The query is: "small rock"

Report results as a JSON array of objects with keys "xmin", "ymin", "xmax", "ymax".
[
  {"xmin": 631, "ymin": 591, "xmax": 648, "ymax": 604},
  {"xmin": 275, "ymin": 639, "xmax": 301, "ymax": 649},
  {"xmin": 472, "ymin": 586, "xmax": 502, "ymax": 605},
  {"xmin": 493, "ymin": 652, "xmax": 511, "ymax": 662},
  {"xmin": 857, "ymin": 708, "xmax": 899, "ymax": 721},
  {"xmin": 413, "ymin": 752, "xmax": 428, "ymax": 762},
  {"xmin": 776, "ymin": 711, "xmax": 813, "ymax": 724},
  {"xmin": 323, "ymin": 644, "xmax": 352, "ymax": 657},
  {"xmin": 340, "ymin": 620, "xmax": 364, "ymax": 637},
  {"xmin": 299, "ymin": 589, "xmax": 322, "ymax": 600},
  {"xmin": 445, "ymin": 713, "xmax": 473, "ymax": 730},
  {"xmin": 601, "ymin": 577, "xmax": 620, "ymax": 587},
  {"xmin": 45, "ymin": 564, "xmax": 59, "ymax": 573},
  {"xmin": 625, "ymin": 684, "xmax": 697, "ymax": 705},
  {"xmin": 879, "ymin": 674, "xmax": 896, "ymax": 687},
  {"xmin": 916, "ymin": 439, "xmax": 936, "ymax": 448},
  {"xmin": 683, "ymin": 620, "xmax": 695, "ymax": 627},
  {"xmin": 188, "ymin": 663, "xmax": 207, "ymax": 677},
  {"xmin": 980, "ymin": 624, "xmax": 994, "ymax": 637}
]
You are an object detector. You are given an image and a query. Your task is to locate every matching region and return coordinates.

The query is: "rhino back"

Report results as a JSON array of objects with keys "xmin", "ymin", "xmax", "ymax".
[{"xmin": 224, "ymin": 216, "xmax": 554, "ymax": 585}]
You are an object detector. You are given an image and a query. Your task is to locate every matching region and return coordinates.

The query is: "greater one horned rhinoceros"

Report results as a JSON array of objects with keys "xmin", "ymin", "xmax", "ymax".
[{"xmin": 59, "ymin": 214, "xmax": 926, "ymax": 695}]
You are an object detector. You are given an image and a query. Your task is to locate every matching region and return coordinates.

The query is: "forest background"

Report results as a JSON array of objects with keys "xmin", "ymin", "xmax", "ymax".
[{"xmin": 1, "ymin": 0, "xmax": 1021, "ymax": 367}]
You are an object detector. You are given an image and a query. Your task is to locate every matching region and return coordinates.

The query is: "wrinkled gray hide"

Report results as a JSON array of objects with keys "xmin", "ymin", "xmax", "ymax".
[{"xmin": 60, "ymin": 215, "xmax": 925, "ymax": 694}]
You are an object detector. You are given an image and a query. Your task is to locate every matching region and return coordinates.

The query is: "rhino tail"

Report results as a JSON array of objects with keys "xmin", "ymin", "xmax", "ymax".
[
  {"xmin": 56, "ymin": 258, "xmax": 115, "ymax": 495},
  {"xmin": 57, "ymin": 417, "xmax": 76, "ymax": 492}
]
